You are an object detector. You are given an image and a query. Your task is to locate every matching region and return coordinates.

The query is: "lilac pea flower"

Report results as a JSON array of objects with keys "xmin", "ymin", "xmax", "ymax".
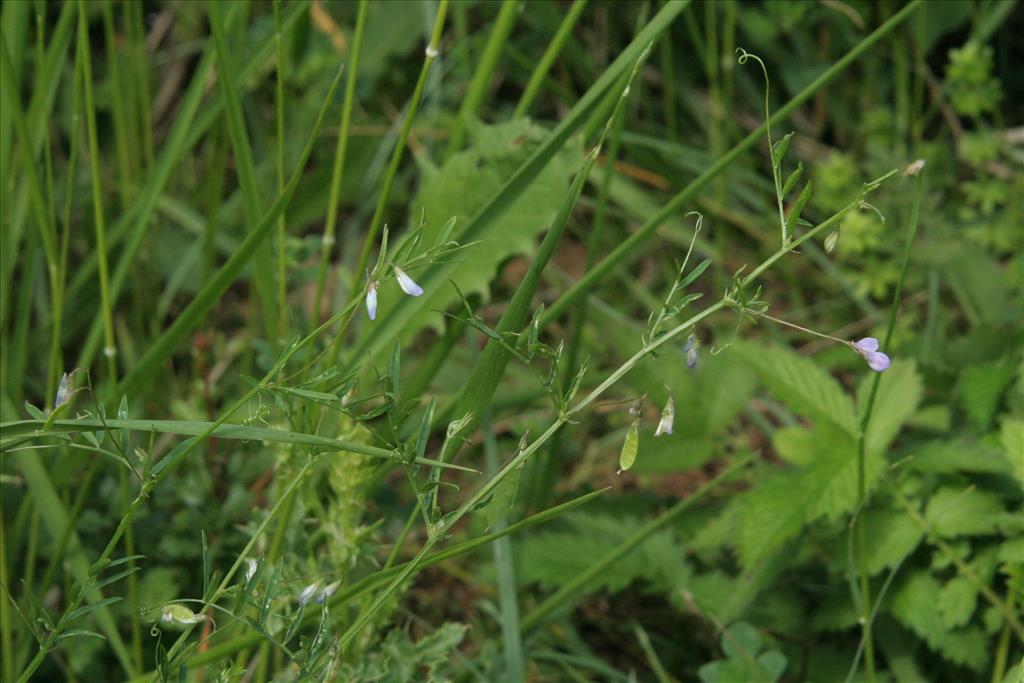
[
  {"xmin": 54, "ymin": 372, "xmax": 72, "ymax": 409},
  {"xmin": 684, "ymin": 334, "xmax": 698, "ymax": 370},
  {"xmin": 851, "ymin": 337, "xmax": 890, "ymax": 372},
  {"xmin": 654, "ymin": 394, "xmax": 675, "ymax": 436},
  {"xmin": 394, "ymin": 266, "xmax": 423, "ymax": 297},
  {"xmin": 366, "ymin": 281, "xmax": 378, "ymax": 320},
  {"xmin": 317, "ymin": 581, "xmax": 340, "ymax": 604},
  {"xmin": 298, "ymin": 582, "xmax": 321, "ymax": 607}
]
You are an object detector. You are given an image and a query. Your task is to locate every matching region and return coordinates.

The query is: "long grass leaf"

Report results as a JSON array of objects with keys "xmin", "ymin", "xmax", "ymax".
[
  {"xmin": 115, "ymin": 63, "xmax": 346, "ymax": 399},
  {"xmin": 538, "ymin": 0, "xmax": 924, "ymax": 326},
  {"xmin": 343, "ymin": 0, "xmax": 689, "ymax": 375}
]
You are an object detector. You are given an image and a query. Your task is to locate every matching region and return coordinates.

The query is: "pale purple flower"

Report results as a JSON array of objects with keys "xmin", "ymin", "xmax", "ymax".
[
  {"xmin": 365, "ymin": 281, "xmax": 378, "ymax": 320},
  {"xmin": 54, "ymin": 372, "xmax": 72, "ymax": 409},
  {"xmin": 654, "ymin": 395, "xmax": 675, "ymax": 436},
  {"xmin": 851, "ymin": 337, "xmax": 890, "ymax": 372},
  {"xmin": 298, "ymin": 582, "xmax": 321, "ymax": 607},
  {"xmin": 317, "ymin": 581, "xmax": 340, "ymax": 604},
  {"xmin": 684, "ymin": 334, "xmax": 698, "ymax": 370},
  {"xmin": 393, "ymin": 266, "xmax": 423, "ymax": 297}
]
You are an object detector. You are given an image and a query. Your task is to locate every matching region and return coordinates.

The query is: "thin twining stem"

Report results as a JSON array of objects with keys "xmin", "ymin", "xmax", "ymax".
[{"xmin": 757, "ymin": 311, "xmax": 852, "ymax": 347}]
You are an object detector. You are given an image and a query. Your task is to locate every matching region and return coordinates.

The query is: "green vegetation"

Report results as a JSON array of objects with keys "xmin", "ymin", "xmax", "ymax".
[{"xmin": 1, "ymin": 1, "xmax": 1021, "ymax": 681}]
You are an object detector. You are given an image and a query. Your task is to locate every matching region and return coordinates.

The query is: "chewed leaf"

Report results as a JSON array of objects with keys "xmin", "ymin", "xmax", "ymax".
[{"xmin": 618, "ymin": 423, "xmax": 639, "ymax": 473}]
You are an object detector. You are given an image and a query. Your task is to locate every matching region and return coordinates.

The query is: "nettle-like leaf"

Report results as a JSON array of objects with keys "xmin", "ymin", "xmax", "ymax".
[
  {"xmin": 862, "ymin": 509, "xmax": 924, "ymax": 575},
  {"xmin": 999, "ymin": 418, "xmax": 1024, "ymax": 484},
  {"xmin": 734, "ymin": 341, "xmax": 857, "ymax": 437},
  {"xmin": 891, "ymin": 571, "xmax": 990, "ymax": 671},
  {"xmin": 857, "ymin": 359, "xmax": 922, "ymax": 456},
  {"xmin": 938, "ymin": 576, "xmax": 978, "ymax": 629},
  {"xmin": 924, "ymin": 486, "xmax": 1004, "ymax": 538},
  {"xmin": 957, "ymin": 357, "xmax": 1016, "ymax": 432},
  {"xmin": 908, "ymin": 437, "xmax": 1013, "ymax": 476},
  {"xmin": 804, "ymin": 429, "xmax": 885, "ymax": 522},
  {"xmin": 738, "ymin": 425, "xmax": 886, "ymax": 571},
  {"xmin": 890, "ymin": 571, "xmax": 945, "ymax": 649},
  {"xmin": 393, "ymin": 118, "xmax": 580, "ymax": 335},
  {"xmin": 516, "ymin": 513, "xmax": 689, "ymax": 596},
  {"xmin": 337, "ymin": 622, "xmax": 468, "ymax": 682},
  {"xmin": 736, "ymin": 472, "xmax": 810, "ymax": 572},
  {"xmin": 771, "ymin": 426, "xmax": 816, "ymax": 466}
]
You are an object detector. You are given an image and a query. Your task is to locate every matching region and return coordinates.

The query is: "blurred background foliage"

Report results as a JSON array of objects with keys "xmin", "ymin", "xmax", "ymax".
[{"xmin": 1, "ymin": 1, "xmax": 1022, "ymax": 681}]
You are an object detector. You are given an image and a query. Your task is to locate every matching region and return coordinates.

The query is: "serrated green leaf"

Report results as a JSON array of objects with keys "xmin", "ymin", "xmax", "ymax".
[
  {"xmin": 722, "ymin": 621, "xmax": 761, "ymax": 660},
  {"xmin": 618, "ymin": 423, "xmax": 639, "ymax": 472},
  {"xmin": 958, "ymin": 358, "xmax": 1015, "ymax": 432},
  {"xmin": 771, "ymin": 426, "xmax": 815, "ymax": 466},
  {"xmin": 938, "ymin": 576, "xmax": 977, "ymax": 629},
  {"xmin": 857, "ymin": 359, "xmax": 922, "ymax": 456},
  {"xmin": 516, "ymin": 513, "xmax": 688, "ymax": 596},
  {"xmin": 925, "ymin": 486, "xmax": 1003, "ymax": 537},
  {"xmin": 801, "ymin": 426, "xmax": 886, "ymax": 521},
  {"xmin": 737, "ymin": 472, "xmax": 809, "ymax": 571},
  {"xmin": 863, "ymin": 509, "xmax": 924, "ymax": 575},
  {"xmin": 891, "ymin": 572, "xmax": 945, "ymax": 649},
  {"xmin": 388, "ymin": 119, "xmax": 580, "ymax": 336},
  {"xmin": 908, "ymin": 438, "xmax": 1011, "ymax": 475},
  {"xmin": 1000, "ymin": 418, "xmax": 1024, "ymax": 484},
  {"xmin": 734, "ymin": 341, "xmax": 858, "ymax": 436},
  {"xmin": 938, "ymin": 626, "xmax": 988, "ymax": 671}
]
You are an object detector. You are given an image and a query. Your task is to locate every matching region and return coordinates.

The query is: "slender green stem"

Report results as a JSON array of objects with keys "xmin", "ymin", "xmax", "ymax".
[
  {"xmin": 167, "ymin": 490, "xmax": 606, "ymax": 675},
  {"xmin": 273, "ymin": 0, "xmax": 288, "ymax": 341},
  {"xmin": 756, "ymin": 311, "xmax": 851, "ymax": 346},
  {"xmin": 446, "ymin": 0, "xmax": 518, "ymax": 155},
  {"xmin": 77, "ymin": 0, "xmax": 118, "ymax": 385},
  {"xmin": 14, "ymin": 292, "xmax": 369, "ymax": 683},
  {"xmin": 0, "ymin": 29, "xmax": 61, "ymax": 399},
  {"xmin": 313, "ymin": 0, "xmax": 368, "ymax": 324},
  {"xmin": 538, "ymin": 0, "xmax": 923, "ymax": 327},
  {"xmin": 0, "ymin": 515, "xmax": 14, "ymax": 683},
  {"xmin": 208, "ymin": 0, "xmax": 277, "ymax": 343},
  {"xmin": 116, "ymin": 58, "xmax": 346, "ymax": 400},
  {"xmin": 535, "ymin": 85, "xmax": 628, "ymax": 508},
  {"xmin": 335, "ymin": 119, "xmax": 868, "ymax": 650},
  {"xmin": 890, "ymin": 484, "xmax": 1023, "ymax": 638},
  {"xmin": 483, "ymin": 412, "xmax": 524, "ymax": 683},
  {"xmin": 100, "ymin": 0, "xmax": 134, "ymax": 209},
  {"xmin": 123, "ymin": 0, "xmax": 153, "ymax": 169},
  {"xmin": 523, "ymin": 453, "xmax": 753, "ymax": 632},
  {"xmin": 350, "ymin": 0, "xmax": 448, "ymax": 302},
  {"xmin": 119, "ymin": 467, "xmax": 142, "ymax": 671},
  {"xmin": 990, "ymin": 582, "xmax": 1016, "ymax": 683},
  {"xmin": 159, "ymin": 458, "xmax": 320, "ymax": 674},
  {"xmin": 851, "ymin": 167, "xmax": 925, "ymax": 683},
  {"xmin": 513, "ymin": 0, "xmax": 588, "ymax": 118},
  {"xmin": 384, "ymin": 500, "xmax": 420, "ymax": 571}
]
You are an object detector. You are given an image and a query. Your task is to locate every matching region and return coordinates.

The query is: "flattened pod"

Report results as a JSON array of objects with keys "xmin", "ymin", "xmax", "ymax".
[{"xmin": 618, "ymin": 423, "xmax": 639, "ymax": 473}]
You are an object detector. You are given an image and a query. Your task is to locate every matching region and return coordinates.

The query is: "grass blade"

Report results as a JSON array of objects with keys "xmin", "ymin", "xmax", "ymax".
[{"xmin": 115, "ymin": 62, "xmax": 346, "ymax": 400}]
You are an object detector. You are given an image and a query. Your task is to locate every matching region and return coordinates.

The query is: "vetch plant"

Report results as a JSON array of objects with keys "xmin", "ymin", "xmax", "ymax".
[{"xmin": 7, "ymin": 2, "xmax": 1019, "ymax": 683}]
